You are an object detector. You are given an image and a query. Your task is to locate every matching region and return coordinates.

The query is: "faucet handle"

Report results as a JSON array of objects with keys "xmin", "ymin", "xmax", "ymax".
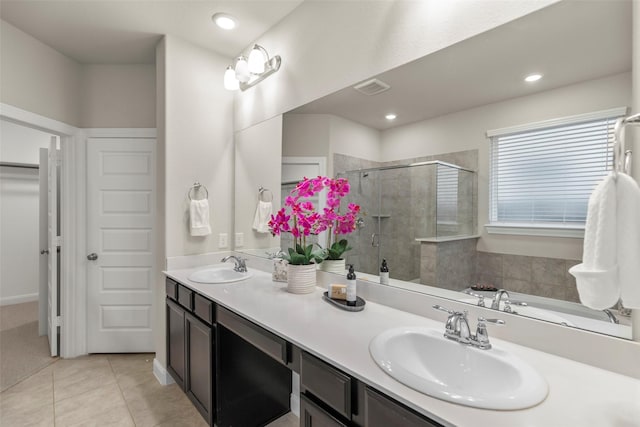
[
  {"xmin": 432, "ymin": 304, "xmax": 454, "ymax": 314},
  {"xmin": 464, "ymin": 290, "xmax": 486, "ymax": 307},
  {"xmin": 474, "ymin": 317, "xmax": 505, "ymax": 350}
]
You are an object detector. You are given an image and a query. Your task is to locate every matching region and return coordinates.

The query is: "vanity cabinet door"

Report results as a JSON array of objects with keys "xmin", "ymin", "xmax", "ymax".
[
  {"xmin": 166, "ymin": 298, "xmax": 186, "ymax": 389},
  {"xmin": 185, "ymin": 312, "xmax": 214, "ymax": 426},
  {"xmin": 300, "ymin": 394, "xmax": 348, "ymax": 427},
  {"xmin": 365, "ymin": 387, "xmax": 442, "ymax": 427}
]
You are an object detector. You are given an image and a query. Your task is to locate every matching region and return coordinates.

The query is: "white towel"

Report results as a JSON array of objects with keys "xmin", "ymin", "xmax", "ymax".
[
  {"xmin": 190, "ymin": 199, "xmax": 211, "ymax": 236},
  {"xmin": 252, "ymin": 201, "xmax": 273, "ymax": 233},
  {"xmin": 569, "ymin": 172, "xmax": 640, "ymax": 309}
]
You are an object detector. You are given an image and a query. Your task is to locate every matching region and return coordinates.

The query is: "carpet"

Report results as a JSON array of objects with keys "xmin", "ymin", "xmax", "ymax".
[{"xmin": 0, "ymin": 302, "xmax": 57, "ymax": 391}]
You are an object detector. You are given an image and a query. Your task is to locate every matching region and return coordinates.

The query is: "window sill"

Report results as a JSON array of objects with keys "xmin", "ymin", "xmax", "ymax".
[{"xmin": 484, "ymin": 223, "xmax": 584, "ymax": 238}]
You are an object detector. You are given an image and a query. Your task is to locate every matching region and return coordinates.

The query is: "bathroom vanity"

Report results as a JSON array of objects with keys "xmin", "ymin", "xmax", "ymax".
[{"xmin": 164, "ymin": 264, "xmax": 640, "ymax": 427}]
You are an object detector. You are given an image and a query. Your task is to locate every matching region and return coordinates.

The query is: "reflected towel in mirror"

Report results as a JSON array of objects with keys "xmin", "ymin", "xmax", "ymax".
[
  {"xmin": 190, "ymin": 199, "xmax": 211, "ymax": 236},
  {"xmin": 253, "ymin": 201, "xmax": 273, "ymax": 233},
  {"xmin": 569, "ymin": 173, "xmax": 640, "ymax": 309}
]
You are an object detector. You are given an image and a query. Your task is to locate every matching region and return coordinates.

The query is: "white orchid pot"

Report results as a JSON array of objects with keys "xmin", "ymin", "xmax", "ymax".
[
  {"xmin": 286, "ymin": 264, "xmax": 317, "ymax": 294},
  {"xmin": 319, "ymin": 259, "xmax": 346, "ymax": 275}
]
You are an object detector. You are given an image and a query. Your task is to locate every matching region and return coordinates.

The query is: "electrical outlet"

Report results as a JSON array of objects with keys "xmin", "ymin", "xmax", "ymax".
[
  {"xmin": 235, "ymin": 232, "xmax": 244, "ymax": 247},
  {"xmin": 218, "ymin": 233, "xmax": 228, "ymax": 249}
]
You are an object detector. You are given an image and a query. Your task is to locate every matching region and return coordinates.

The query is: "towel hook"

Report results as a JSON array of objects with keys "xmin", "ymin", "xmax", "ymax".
[
  {"xmin": 188, "ymin": 181, "xmax": 209, "ymax": 201},
  {"xmin": 612, "ymin": 113, "xmax": 639, "ymax": 180},
  {"xmin": 258, "ymin": 186, "xmax": 273, "ymax": 202}
]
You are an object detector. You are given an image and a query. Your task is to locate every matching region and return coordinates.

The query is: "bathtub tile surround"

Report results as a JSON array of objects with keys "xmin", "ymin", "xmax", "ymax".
[
  {"xmin": 475, "ymin": 252, "xmax": 581, "ymax": 303},
  {"xmin": 420, "ymin": 238, "xmax": 478, "ymax": 291}
]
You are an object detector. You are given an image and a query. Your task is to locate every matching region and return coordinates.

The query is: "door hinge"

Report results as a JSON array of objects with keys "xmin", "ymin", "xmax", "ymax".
[
  {"xmin": 54, "ymin": 236, "xmax": 62, "ymax": 247},
  {"xmin": 54, "ymin": 316, "xmax": 62, "ymax": 327}
]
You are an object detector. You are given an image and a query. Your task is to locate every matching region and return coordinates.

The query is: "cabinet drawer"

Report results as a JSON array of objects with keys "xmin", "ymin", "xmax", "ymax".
[
  {"xmin": 166, "ymin": 278, "xmax": 178, "ymax": 301},
  {"xmin": 217, "ymin": 306, "xmax": 288, "ymax": 365},
  {"xmin": 177, "ymin": 285, "xmax": 193, "ymax": 311},
  {"xmin": 300, "ymin": 351, "xmax": 352, "ymax": 419},
  {"xmin": 365, "ymin": 387, "xmax": 442, "ymax": 427},
  {"xmin": 300, "ymin": 393, "xmax": 348, "ymax": 427},
  {"xmin": 194, "ymin": 293, "xmax": 214, "ymax": 325}
]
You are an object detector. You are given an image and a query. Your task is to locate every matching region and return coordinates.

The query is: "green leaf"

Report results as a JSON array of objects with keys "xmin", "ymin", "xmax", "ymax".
[{"xmin": 289, "ymin": 253, "xmax": 307, "ymax": 265}]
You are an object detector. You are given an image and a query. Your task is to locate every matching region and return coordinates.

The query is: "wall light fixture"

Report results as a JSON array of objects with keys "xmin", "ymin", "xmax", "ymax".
[{"xmin": 224, "ymin": 44, "xmax": 281, "ymax": 91}]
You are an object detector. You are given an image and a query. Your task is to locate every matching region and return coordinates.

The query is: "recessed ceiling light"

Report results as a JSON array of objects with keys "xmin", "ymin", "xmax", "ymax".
[
  {"xmin": 385, "ymin": 114, "xmax": 397, "ymax": 120},
  {"xmin": 524, "ymin": 73, "xmax": 543, "ymax": 83},
  {"xmin": 212, "ymin": 13, "xmax": 237, "ymax": 30}
]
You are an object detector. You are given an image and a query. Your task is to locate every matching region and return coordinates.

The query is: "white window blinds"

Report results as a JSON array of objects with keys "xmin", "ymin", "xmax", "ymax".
[{"xmin": 489, "ymin": 112, "xmax": 622, "ymax": 227}]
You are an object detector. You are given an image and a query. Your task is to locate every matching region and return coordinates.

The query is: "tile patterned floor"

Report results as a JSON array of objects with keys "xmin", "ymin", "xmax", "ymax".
[{"xmin": 0, "ymin": 353, "xmax": 299, "ymax": 427}]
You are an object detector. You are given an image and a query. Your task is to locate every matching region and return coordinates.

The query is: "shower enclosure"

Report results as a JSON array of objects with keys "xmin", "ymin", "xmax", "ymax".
[{"xmin": 337, "ymin": 161, "xmax": 476, "ymax": 282}]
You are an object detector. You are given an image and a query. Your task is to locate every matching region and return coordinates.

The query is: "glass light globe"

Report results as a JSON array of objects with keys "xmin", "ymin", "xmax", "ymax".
[
  {"xmin": 235, "ymin": 56, "xmax": 250, "ymax": 83},
  {"xmin": 247, "ymin": 45, "xmax": 266, "ymax": 74},
  {"xmin": 224, "ymin": 66, "xmax": 239, "ymax": 90}
]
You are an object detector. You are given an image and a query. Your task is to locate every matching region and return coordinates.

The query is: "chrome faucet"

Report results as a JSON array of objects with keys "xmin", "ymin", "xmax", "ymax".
[
  {"xmin": 464, "ymin": 290, "xmax": 486, "ymax": 307},
  {"xmin": 221, "ymin": 255, "xmax": 248, "ymax": 273},
  {"xmin": 491, "ymin": 289, "xmax": 510, "ymax": 310},
  {"xmin": 603, "ymin": 309, "xmax": 619, "ymax": 324},
  {"xmin": 433, "ymin": 305, "xmax": 505, "ymax": 350}
]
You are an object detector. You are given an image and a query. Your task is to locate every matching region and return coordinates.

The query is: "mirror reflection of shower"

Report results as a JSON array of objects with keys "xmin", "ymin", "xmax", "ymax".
[{"xmin": 337, "ymin": 161, "xmax": 476, "ymax": 282}]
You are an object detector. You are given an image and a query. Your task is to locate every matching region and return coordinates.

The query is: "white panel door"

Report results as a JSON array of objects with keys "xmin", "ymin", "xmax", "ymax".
[
  {"xmin": 87, "ymin": 138, "xmax": 155, "ymax": 353},
  {"xmin": 38, "ymin": 148, "xmax": 48, "ymax": 337},
  {"xmin": 47, "ymin": 137, "xmax": 59, "ymax": 357}
]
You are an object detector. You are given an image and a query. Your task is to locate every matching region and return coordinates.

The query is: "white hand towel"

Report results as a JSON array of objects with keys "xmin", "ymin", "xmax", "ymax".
[
  {"xmin": 190, "ymin": 199, "xmax": 211, "ymax": 236},
  {"xmin": 252, "ymin": 201, "xmax": 273, "ymax": 233},
  {"xmin": 616, "ymin": 173, "xmax": 640, "ymax": 309},
  {"xmin": 569, "ymin": 175, "xmax": 619, "ymax": 309}
]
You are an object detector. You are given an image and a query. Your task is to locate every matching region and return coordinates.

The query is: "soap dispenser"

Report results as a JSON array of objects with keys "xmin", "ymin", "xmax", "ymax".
[
  {"xmin": 346, "ymin": 265, "xmax": 357, "ymax": 306},
  {"xmin": 380, "ymin": 259, "xmax": 389, "ymax": 285}
]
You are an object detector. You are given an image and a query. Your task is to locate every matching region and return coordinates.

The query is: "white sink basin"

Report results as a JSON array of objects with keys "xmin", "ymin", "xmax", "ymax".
[
  {"xmin": 369, "ymin": 327, "xmax": 548, "ymax": 410},
  {"xmin": 188, "ymin": 264, "xmax": 252, "ymax": 284}
]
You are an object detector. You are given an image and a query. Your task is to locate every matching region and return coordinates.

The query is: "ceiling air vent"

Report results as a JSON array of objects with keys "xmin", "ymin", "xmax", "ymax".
[{"xmin": 353, "ymin": 78, "xmax": 390, "ymax": 96}]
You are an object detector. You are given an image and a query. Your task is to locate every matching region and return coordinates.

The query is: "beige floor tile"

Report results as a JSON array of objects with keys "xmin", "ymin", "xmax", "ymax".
[
  {"xmin": 53, "ymin": 355, "xmax": 110, "ymax": 380},
  {"xmin": 0, "ymin": 401, "xmax": 54, "ymax": 427},
  {"xmin": 108, "ymin": 353, "xmax": 155, "ymax": 372},
  {"xmin": 54, "ymin": 381, "xmax": 133, "ymax": 427},
  {"xmin": 54, "ymin": 357, "xmax": 116, "ymax": 402},
  {"xmin": 267, "ymin": 412, "xmax": 299, "ymax": 427},
  {"xmin": 153, "ymin": 411, "xmax": 209, "ymax": 427},
  {"xmin": 123, "ymin": 381, "xmax": 199, "ymax": 427},
  {"xmin": 0, "ymin": 364, "xmax": 54, "ymax": 414}
]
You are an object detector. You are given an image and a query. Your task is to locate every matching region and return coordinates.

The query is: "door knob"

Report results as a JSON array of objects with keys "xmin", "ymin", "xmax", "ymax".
[
  {"xmin": 87, "ymin": 253, "xmax": 98, "ymax": 261},
  {"xmin": 40, "ymin": 249, "xmax": 50, "ymax": 255}
]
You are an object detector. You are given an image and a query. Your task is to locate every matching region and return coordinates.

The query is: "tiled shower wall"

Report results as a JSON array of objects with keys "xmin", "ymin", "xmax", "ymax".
[{"xmin": 333, "ymin": 151, "xmax": 478, "ymax": 281}]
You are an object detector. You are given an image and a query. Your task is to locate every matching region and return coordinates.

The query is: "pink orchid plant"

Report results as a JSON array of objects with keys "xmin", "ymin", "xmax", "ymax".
[{"xmin": 269, "ymin": 176, "xmax": 361, "ymax": 265}]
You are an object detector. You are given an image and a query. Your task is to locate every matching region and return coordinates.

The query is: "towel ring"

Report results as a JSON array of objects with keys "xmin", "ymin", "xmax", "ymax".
[
  {"xmin": 188, "ymin": 182, "xmax": 209, "ymax": 201},
  {"xmin": 258, "ymin": 186, "xmax": 273, "ymax": 202}
]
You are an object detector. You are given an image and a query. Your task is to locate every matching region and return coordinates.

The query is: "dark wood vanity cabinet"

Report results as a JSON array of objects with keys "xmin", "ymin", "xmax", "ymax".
[
  {"xmin": 166, "ymin": 277, "xmax": 445, "ymax": 427},
  {"xmin": 364, "ymin": 387, "xmax": 442, "ymax": 427},
  {"xmin": 166, "ymin": 279, "xmax": 215, "ymax": 426}
]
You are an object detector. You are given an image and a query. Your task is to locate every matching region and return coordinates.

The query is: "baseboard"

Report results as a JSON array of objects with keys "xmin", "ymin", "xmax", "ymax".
[
  {"xmin": 153, "ymin": 358, "xmax": 175, "ymax": 386},
  {"xmin": 290, "ymin": 394, "xmax": 300, "ymax": 417},
  {"xmin": 0, "ymin": 293, "xmax": 38, "ymax": 306}
]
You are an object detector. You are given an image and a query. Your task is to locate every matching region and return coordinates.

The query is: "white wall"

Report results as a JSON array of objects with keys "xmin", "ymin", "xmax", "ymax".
[
  {"xmin": 282, "ymin": 113, "xmax": 381, "ymax": 176},
  {"xmin": 234, "ymin": 0, "xmax": 559, "ymax": 132},
  {"xmin": 0, "ymin": 20, "xmax": 82, "ymax": 127},
  {"xmin": 1, "ymin": 20, "xmax": 156, "ymax": 129},
  {"xmin": 235, "ymin": 115, "xmax": 282, "ymax": 251},
  {"xmin": 0, "ymin": 120, "xmax": 52, "ymax": 164},
  {"xmin": 80, "ymin": 64, "xmax": 156, "ymax": 128},
  {"xmin": 163, "ymin": 35, "xmax": 235, "ymax": 258},
  {"xmin": 0, "ymin": 121, "xmax": 53, "ymax": 305},
  {"xmin": 381, "ymin": 72, "xmax": 632, "ymax": 260}
]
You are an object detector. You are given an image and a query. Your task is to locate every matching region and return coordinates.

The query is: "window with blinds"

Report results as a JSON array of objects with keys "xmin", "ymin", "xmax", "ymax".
[
  {"xmin": 489, "ymin": 111, "xmax": 622, "ymax": 228},
  {"xmin": 436, "ymin": 165, "xmax": 459, "ymax": 226}
]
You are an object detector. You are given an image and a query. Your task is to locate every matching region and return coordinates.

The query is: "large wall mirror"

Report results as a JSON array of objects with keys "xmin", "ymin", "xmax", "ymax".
[{"xmin": 234, "ymin": 0, "xmax": 633, "ymax": 340}]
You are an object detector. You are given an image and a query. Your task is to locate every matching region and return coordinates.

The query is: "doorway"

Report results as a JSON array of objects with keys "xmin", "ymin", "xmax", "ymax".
[{"xmin": 0, "ymin": 119, "xmax": 60, "ymax": 390}]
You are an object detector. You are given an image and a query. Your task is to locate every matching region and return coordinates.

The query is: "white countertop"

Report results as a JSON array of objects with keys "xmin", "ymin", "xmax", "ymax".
[{"xmin": 164, "ymin": 266, "xmax": 640, "ymax": 427}]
